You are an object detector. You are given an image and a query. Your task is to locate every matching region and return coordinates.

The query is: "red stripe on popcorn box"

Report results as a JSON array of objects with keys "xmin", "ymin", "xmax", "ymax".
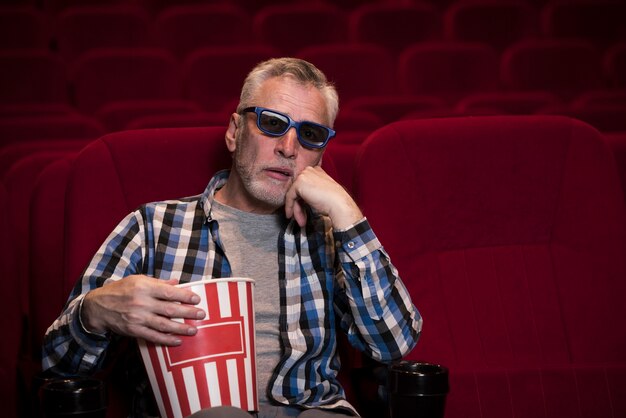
[{"xmin": 165, "ymin": 318, "xmax": 246, "ymax": 369}]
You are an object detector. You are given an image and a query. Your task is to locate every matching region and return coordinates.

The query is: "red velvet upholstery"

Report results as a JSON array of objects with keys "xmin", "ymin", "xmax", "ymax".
[
  {"xmin": 95, "ymin": 99, "xmax": 202, "ymax": 132},
  {"xmin": 356, "ymin": 116, "xmax": 626, "ymax": 417},
  {"xmin": 54, "ymin": 5, "xmax": 152, "ymax": 60},
  {"xmin": 182, "ymin": 45, "xmax": 280, "ymax": 111},
  {"xmin": 29, "ymin": 155, "xmax": 77, "ymax": 355},
  {"xmin": 345, "ymin": 95, "xmax": 447, "ymax": 124},
  {"xmin": 501, "ymin": 39, "xmax": 603, "ymax": 99},
  {"xmin": 297, "ymin": 44, "xmax": 396, "ymax": 103},
  {"xmin": 542, "ymin": 0, "xmax": 626, "ymax": 48},
  {"xmin": 253, "ymin": 3, "xmax": 347, "ymax": 55},
  {"xmin": 0, "ymin": 182, "xmax": 21, "ymax": 418},
  {"xmin": 348, "ymin": 3, "xmax": 441, "ymax": 55},
  {"xmin": 0, "ymin": 50, "xmax": 67, "ymax": 105},
  {"xmin": 0, "ymin": 114, "xmax": 104, "ymax": 148},
  {"xmin": 398, "ymin": 41, "xmax": 499, "ymax": 103},
  {"xmin": 0, "ymin": 6, "xmax": 49, "ymax": 49},
  {"xmin": 154, "ymin": 4, "xmax": 252, "ymax": 59},
  {"xmin": 444, "ymin": 0, "xmax": 538, "ymax": 51},
  {"xmin": 455, "ymin": 91, "xmax": 562, "ymax": 115},
  {"xmin": 70, "ymin": 48, "xmax": 181, "ymax": 114},
  {"xmin": 604, "ymin": 132, "xmax": 626, "ymax": 206},
  {"xmin": 605, "ymin": 42, "xmax": 626, "ymax": 88},
  {"xmin": 3, "ymin": 152, "xmax": 70, "ymax": 317}
]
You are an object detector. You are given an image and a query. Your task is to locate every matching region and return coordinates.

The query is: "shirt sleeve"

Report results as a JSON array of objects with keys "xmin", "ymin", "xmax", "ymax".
[
  {"xmin": 41, "ymin": 209, "xmax": 147, "ymax": 375},
  {"xmin": 333, "ymin": 218, "xmax": 423, "ymax": 362}
]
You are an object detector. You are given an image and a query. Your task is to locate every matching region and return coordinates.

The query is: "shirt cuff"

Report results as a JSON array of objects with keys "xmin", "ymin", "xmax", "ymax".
[
  {"xmin": 333, "ymin": 217, "xmax": 382, "ymax": 262},
  {"xmin": 75, "ymin": 295, "xmax": 110, "ymax": 341}
]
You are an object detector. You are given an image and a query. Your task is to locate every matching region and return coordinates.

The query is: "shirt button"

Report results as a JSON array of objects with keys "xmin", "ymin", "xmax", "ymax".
[{"xmin": 347, "ymin": 241, "xmax": 355, "ymax": 249}]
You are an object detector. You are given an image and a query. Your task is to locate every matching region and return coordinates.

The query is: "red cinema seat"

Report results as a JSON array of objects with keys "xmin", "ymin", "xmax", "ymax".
[
  {"xmin": 455, "ymin": 91, "xmax": 562, "ymax": 115},
  {"xmin": 0, "ymin": 182, "xmax": 21, "ymax": 418},
  {"xmin": 29, "ymin": 155, "xmax": 77, "ymax": 358},
  {"xmin": 348, "ymin": 2, "xmax": 442, "ymax": 56},
  {"xmin": 444, "ymin": 0, "xmax": 539, "ymax": 51},
  {"xmin": 398, "ymin": 41, "xmax": 499, "ymax": 103},
  {"xmin": 70, "ymin": 48, "xmax": 182, "ymax": 114},
  {"xmin": 297, "ymin": 44, "xmax": 396, "ymax": 103},
  {"xmin": 325, "ymin": 131, "xmax": 370, "ymax": 193},
  {"xmin": 53, "ymin": 5, "xmax": 153, "ymax": 60},
  {"xmin": 154, "ymin": 4, "xmax": 252, "ymax": 59},
  {"xmin": 572, "ymin": 89, "xmax": 626, "ymax": 107},
  {"xmin": 0, "ymin": 6, "xmax": 49, "ymax": 49},
  {"xmin": 501, "ymin": 39, "xmax": 603, "ymax": 99},
  {"xmin": 542, "ymin": 0, "xmax": 626, "ymax": 48},
  {"xmin": 0, "ymin": 50, "xmax": 67, "ymax": 105},
  {"xmin": 604, "ymin": 42, "xmax": 626, "ymax": 88},
  {"xmin": 125, "ymin": 111, "xmax": 230, "ymax": 130},
  {"xmin": 182, "ymin": 45, "xmax": 280, "ymax": 111},
  {"xmin": 345, "ymin": 95, "xmax": 448, "ymax": 124},
  {"xmin": 604, "ymin": 132, "xmax": 626, "ymax": 207},
  {"xmin": 355, "ymin": 115, "xmax": 626, "ymax": 417},
  {"xmin": 0, "ymin": 114, "xmax": 104, "ymax": 148},
  {"xmin": 538, "ymin": 103, "xmax": 626, "ymax": 132},
  {"xmin": 0, "ymin": 138, "xmax": 90, "ymax": 178},
  {"xmin": 95, "ymin": 99, "xmax": 202, "ymax": 132},
  {"xmin": 332, "ymin": 109, "xmax": 383, "ymax": 133},
  {"xmin": 253, "ymin": 3, "xmax": 347, "ymax": 56},
  {"xmin": 3, "ymin": 151, "xmax": 71, "ymax": 317}
]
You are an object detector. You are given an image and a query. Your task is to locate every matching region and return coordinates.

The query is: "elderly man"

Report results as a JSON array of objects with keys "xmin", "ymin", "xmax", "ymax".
[{"xmin": 43, "ymin": 58, "xmax": 422, "ymax": 417}]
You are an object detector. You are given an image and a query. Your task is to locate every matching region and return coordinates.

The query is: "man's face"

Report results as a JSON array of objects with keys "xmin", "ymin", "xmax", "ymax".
[{"xmin": 225, "ymin": 76, "xmax": 330, "ymax": 212}]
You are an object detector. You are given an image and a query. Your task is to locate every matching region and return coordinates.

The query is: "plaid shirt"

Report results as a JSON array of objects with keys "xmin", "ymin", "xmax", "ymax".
[{"xmin": 43, "ymin": 170, "xmax": 422, "ymax": 414}]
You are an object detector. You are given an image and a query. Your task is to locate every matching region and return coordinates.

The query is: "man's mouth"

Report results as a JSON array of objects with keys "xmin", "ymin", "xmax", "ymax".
[{"xmin": 264, "ymin": 167, "xmax": 293, "ymax": 181}]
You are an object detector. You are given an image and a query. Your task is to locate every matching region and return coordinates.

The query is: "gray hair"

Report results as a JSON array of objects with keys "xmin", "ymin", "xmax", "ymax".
[{"xmin": 236, "ymin": 57, "xmax": 339, "ymax": 126}]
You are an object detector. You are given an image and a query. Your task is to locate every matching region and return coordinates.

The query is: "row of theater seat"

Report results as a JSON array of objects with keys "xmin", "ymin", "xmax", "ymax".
[
  {"xmin": 2, "ymin": 116, "xmax": 626, "ymax": 417},
  {"xmin": 1, "ymin": 40, "xmax": 625, "ymax": 113},
  {"xmin": 3, "ymin": 0, "xmax": 626, "ymax": 57}
]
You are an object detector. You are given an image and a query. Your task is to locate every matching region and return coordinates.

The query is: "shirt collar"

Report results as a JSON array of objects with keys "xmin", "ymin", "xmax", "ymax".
[{"xmin": 200, "ymin": 169, "xmax": 230, "ymax": 222}]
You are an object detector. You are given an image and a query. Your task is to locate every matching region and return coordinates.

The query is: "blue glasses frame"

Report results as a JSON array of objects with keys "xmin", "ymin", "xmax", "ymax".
[{"xmin": 242, "ymin": 106, "xmax": 336, "ymax": 149}]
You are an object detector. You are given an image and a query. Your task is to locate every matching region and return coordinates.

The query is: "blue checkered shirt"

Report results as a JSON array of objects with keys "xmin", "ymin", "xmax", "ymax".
[{"xmin": 42, "ymin": 170, "xmax": 422, "ymax": 414}]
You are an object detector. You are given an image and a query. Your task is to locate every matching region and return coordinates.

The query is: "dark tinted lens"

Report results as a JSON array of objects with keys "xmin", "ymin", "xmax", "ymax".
[
  {"xmin": 259, "ymin": 110, "xmax": 289, "ymax": 135},
  {"xmin": 298, "ymin": 123, "xmax": 328, "ymax": 146}
]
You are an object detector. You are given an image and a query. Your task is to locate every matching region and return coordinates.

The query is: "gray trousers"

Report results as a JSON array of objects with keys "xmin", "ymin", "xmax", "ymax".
[{"xmin": 188, "ymin": 405, "xmax": 353, "ymax": 418}]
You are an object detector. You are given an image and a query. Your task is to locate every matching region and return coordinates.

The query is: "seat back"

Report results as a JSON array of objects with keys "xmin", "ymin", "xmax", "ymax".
[
  {"xmin": 253, "ymin": 3, "xmax": 347, "ymax": 55},
  {"xmin": 398, "ymin": 41, "xmax": 499, "ymax": 103},
  {"xmin": 0, "ymin": 182, "xmax": 20, "ymax": 418},
  {"xmin": 356, "ymin": 115, "xmax": 626, "ymax": 369},
  {"xmin": 297, "ymin": 44, "xmax": 396, "ymax": 103},
  {"xmin": 0, "ymin": 50, "xmax": 67, "ymax": 105},
  {"xmin": 182, "ymin": 45, "xmax": 280, "ymax": 111},
  {"xmin": 54, "ymin": 5, "xmax": 153, "ymax": 60},
  {"xmin": 501, "ymin": 39, "xmax": 603, "ymax": 99},
  {"xmin": 154, "ymin": 4, "xmax": 252, "ymax": 58},
  {"xmin": 348, "ymin": 3, "xmax": 441, "ymax": 55},
  {"xmin": 444, "ymin": 0, "xmax": 538, "ymax": 51},
  {"xmin": 70, "ymin": 48, "xmax": 181, "ymax": 114},
  {"xmin": 29, "ymin": 155, "xmax": 77, "ymax": 355}
]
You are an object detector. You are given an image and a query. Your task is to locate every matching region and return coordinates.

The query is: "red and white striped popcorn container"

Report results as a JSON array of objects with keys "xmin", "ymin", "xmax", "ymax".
[{"xmin": 138, "ymin": 278, "xmax": 258, "ymax": 418}]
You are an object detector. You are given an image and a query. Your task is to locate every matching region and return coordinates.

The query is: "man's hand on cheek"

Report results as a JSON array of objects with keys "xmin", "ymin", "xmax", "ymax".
[{"xmin": 284, "ymin": 166, "xmax": 363, "ymax": 229}]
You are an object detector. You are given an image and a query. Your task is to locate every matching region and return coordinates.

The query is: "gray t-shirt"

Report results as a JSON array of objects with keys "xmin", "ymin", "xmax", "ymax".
[{"xmin": 210, "ymin": 200, "xmax": 284, "ymax": 406}]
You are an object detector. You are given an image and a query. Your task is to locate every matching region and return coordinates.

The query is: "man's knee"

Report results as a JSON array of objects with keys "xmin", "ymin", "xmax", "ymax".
[{"xmin": 187, "ymin": 406, "xmax": 253, "ymax": 418}]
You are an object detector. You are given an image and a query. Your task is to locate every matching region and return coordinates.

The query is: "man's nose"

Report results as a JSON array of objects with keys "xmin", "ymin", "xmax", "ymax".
[{"xmin": 275, "ymin": 127, "xmax": 299, "ymax": 158}]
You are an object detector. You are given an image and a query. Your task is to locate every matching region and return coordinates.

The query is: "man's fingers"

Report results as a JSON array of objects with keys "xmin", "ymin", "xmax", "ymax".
[{"xmin": 293, "ymin": 198, "xmax": 308, "ymax": 227}]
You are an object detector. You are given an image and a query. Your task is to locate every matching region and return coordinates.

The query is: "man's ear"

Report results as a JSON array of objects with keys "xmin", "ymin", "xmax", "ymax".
[{"xmin": 225, "ymin": 113, "xmax": 239, "ymax": 153}]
